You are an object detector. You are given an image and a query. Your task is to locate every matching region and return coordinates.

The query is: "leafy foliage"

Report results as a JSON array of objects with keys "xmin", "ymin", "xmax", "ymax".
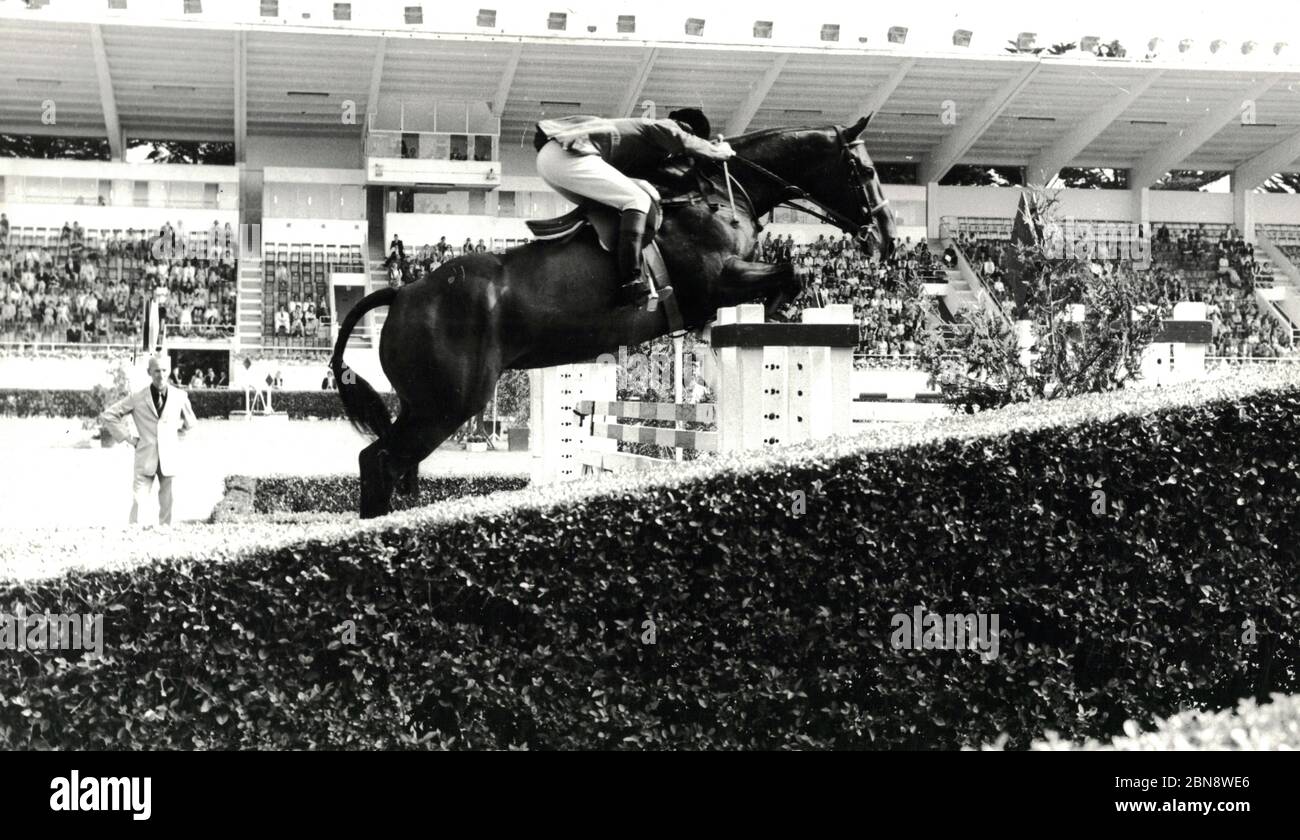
[
  {"xmin": 1055, "ymin": 167, "xmax": 1129, "ymax": 190},
  {"xmin": 2, "ymin": 374, "xmax": 1296, "ymax": 749},
  {"xmin": 1150, "ymin": 170, "xmax": 1230, "ymax": 191},
  {"xmin": 1028, "ymin": 694, "xmax": 1300, "ymax": 750},
  {"xmin": 940, "ymin": 165, "xmax": 1025, "ymax": 187},
  {"xmin": 247, "ymin": 474, "xmax": 528, "ymax": 515},
  {"xmin": 919, "ymin": 189, "xmax": 1162, "ymax": 409},
  {"xmin": 1260, "ymin": 172, "xmax": 1300, "ymax": 194},
  {"xmin": 125, "ymin": 139, "xmax": 235, "ymax": 165},
  {"xmin": 0, "ymin": 134, "xmax": 110, "ymax": 160}
]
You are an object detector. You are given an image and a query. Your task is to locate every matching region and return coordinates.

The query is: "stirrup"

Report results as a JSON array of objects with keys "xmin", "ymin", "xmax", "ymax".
[{"xmin": 644, "ymin": 278, "xmax": 660, "ymax": 312}]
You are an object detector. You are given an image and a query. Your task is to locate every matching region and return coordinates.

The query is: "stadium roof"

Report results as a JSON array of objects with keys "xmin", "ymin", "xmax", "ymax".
[{"xmin": 3, "ymin": 1, "xmax": 1300, "ymax": 185}]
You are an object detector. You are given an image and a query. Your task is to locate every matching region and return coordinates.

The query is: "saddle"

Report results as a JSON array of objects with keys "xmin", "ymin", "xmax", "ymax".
[{"xmin": 525, "ymin": 178, "xmax": 672, "ymax": 304}]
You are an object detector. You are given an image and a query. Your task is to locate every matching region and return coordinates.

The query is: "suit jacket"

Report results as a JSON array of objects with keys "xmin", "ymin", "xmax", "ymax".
[{"xmin": 99, "ymin": 385, "xmax": 197, "ymax": 477}]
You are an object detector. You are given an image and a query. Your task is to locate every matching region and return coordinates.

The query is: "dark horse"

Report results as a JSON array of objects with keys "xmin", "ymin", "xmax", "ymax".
[{"xmin": 331, "ymin": 115, "xmax": 897, "ymax": 517}]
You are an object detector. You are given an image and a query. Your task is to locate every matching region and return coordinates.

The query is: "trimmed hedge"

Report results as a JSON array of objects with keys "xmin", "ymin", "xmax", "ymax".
[
  {"xmin": 0, "ymin": 387, "xmax": 400, "ymax": 420},
  {"xmin": 1, "ymin": 373, "xmax": 1298, "ymax": 749},
  {"xmin": 237, "ymin": 474, "xmax": 529, "ymax": 517},
  {"xmin": 209, "ymin": 475, "xmax": 257, "ymax": 523}
]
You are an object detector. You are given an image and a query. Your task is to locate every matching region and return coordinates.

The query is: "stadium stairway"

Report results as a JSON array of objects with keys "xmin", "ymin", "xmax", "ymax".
[
  {"xmin": 237, "ymin": 257, "xmax": 263, "ymax": 349},
  {"xmin": 1256, "ymin": 236, "xmax": 1300, "ymax": 344}
]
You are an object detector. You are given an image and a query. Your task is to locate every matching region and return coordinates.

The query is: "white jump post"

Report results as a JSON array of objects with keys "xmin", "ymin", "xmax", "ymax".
[
  {"xmin": 531, "ymin": 303, "xmax": 858, "ymax": 482},
  {"xmin": 1140, "ymin": 301, "xmax": 1212, "ymax": 385},
  {"xmin": 708, "ymin": 303, "xmax": 856, "ymax": 452}
]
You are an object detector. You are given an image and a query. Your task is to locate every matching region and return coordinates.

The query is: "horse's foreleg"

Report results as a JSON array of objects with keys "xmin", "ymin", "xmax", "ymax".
[
  {"xmin": 716, "ymin": 257, "xmax": 799, "ymax": 310},
  {"xmin": 358, "ymin": 440, "xmax": 393, "ymax": 519}
]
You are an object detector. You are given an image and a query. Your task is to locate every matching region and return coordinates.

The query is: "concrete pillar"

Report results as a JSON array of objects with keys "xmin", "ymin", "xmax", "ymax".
[
  {"xmin": 1133, "ymin": 187, "xmax": 1150, "ymax": 230},
  {"xmin": 1231, "ymin": 175, "xmax": 1255, "ymax": 240},
  {"xmin": 926, "ymin": 181, "xmax": 941, "ymax": 240}
]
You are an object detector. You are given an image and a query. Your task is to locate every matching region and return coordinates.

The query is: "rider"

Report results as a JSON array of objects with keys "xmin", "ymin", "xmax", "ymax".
[{"xmin": 534, "ymin": 108, "xmax": 735, "ymax": 304}]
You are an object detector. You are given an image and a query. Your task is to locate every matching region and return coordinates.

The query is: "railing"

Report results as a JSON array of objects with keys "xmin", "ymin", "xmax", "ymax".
[
  {"xmin": 251, "ymin": 345, "xmax": 333, "ymax": 360},
  {"xmin": 161, "ymin": 323, "xmax": 236, "ymax": 342},
  {"xmin": 0, "ymin": 341, "xmax": 141, "ymax": 358},
  {"xmin": 855, "ymin": 354, "xmax": 922, "ymax": 369},
  {"xmin": 1205, "ymin": 355, "xmax": 1300, "ymax": 367}
]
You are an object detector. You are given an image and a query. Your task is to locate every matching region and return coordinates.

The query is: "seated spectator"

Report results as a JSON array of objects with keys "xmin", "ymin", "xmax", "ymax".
[{"xmin": 274, "ymin": 306, "xmax": 289, "ymax": 336}]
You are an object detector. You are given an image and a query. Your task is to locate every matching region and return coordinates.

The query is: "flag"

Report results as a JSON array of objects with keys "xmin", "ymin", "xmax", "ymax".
[{"xmin": 1002, "ymin": 191, "xmax": 1042, "ymax": 314}]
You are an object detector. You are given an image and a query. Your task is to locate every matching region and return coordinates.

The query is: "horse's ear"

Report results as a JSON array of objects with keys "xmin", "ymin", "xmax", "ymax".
[{"xmin": 846, "ymin": 114, "xmax": 872, "ymax": 140}]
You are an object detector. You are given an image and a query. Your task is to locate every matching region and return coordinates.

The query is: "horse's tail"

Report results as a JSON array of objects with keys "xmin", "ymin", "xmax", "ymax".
[{"xmin": 330, "ymin": 286, "xmax": 397, "ymax": 438}]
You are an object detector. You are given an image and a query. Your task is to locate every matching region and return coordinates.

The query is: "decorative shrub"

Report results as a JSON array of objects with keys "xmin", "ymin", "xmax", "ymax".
[{"xmin": 248, "ymin": 474, "xmax": 529, "ymax": 515}]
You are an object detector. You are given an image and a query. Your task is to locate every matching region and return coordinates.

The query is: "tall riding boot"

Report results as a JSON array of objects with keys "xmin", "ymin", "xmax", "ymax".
[{"xmin": 617, "ymin": 209, "xmax": 658, "ymax": 310}]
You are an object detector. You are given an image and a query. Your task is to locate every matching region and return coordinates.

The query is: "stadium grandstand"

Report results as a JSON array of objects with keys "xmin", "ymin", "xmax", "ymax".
[{"xmin": 3, "ymin": 0, "xmax": 1300, "ymax": 392}]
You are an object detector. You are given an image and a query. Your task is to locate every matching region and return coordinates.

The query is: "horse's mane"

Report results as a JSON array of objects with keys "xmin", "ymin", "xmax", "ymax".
[
  {"xmin": 725, "ymin": 124, "xmax": 840, "ymax": 143},
  {"xmin": 642, "ymin": 124, "xmax": 843, "ymax": 212}
]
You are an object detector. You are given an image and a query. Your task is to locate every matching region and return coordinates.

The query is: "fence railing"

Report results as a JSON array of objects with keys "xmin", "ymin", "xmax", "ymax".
[
  {"xmin": 161, "ymin": 323, "xmax": 236, "ymax": 342},
  {"xmin": 1205, "ymin": 355, "xmax": 1300, "ymax": 366},
  {"xmin": 0, "ymin": 341, "xmax": 141, "ymax": 358}
]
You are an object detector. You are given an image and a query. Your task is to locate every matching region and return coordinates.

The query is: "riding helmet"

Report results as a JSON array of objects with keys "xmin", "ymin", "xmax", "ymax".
[{"xmin": 668, "ymin": 108, "xmax": 712, "ymax": 140}]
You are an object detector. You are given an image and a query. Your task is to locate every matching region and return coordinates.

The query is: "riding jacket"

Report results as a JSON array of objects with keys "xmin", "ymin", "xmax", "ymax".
[{"xmin": 533, "ymin": 116, "xmax": 714, "ymax": 172}]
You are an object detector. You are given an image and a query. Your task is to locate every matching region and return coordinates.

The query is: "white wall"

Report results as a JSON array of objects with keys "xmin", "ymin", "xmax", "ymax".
[
  {"xmin": 932, "ymin": 185, "xmax": 1023, "ymax": 220},
  {"xmin": 385, "ymin": 213, "xmax": 533, "ymax": 249},
  {"xmin": 261, "ymin": 219, "xmax": 368, "ymax": 246},
  {"xmin": 262, "ymin": 167, "xmax": 367, "ymax": 185},
  {"xmin": 1054, "ymin": 188, "xmax": 1134, "ymax": 220},
  {"xmin": 244, "ymin": 135, "xmax": 360, "ymax": 170},
  {"xmin": 498, "ymin": 142, "xmax": 538, "ymax": 182},
  {"xmin": 1148, "ymin": 190, "xmax": 1233, "ymax": 223},
  {"xmin": 0, "ymin": 157, "xmax": 237, "ymax": 184},
  {"xmin": 1253, "ymin": 192, "xmax": 1300, "ymax": 224}
]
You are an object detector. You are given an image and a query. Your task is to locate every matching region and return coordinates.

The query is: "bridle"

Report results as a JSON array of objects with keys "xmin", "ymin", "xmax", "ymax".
[{"xmin": 725, "ymin": 125, "xmax": 891, "ymax": 242}]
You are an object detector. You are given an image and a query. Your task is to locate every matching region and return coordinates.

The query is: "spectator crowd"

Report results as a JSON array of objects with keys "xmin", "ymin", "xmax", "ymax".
[
  {"xmin": 0, "ymin": 213, "xmax": 236, "ymax": 345},
  {"xmin": 763, "ymin": 231, "xmax": 938, "ymax": 358}
]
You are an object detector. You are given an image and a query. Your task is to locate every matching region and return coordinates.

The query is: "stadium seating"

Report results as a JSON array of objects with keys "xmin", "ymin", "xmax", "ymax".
[
  {"xmin": 260, "ymin": 242, "xmax": 363, "ymax": 347},
  {"xmin": 0, "ymin": 218, "xmax": 236, "ymax": 347}
]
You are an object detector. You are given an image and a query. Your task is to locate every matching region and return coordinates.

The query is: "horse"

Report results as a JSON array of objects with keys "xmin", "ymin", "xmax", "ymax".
[{"xmin": 331, "ymin": 115, "xmax": 897, "ymax": 517}]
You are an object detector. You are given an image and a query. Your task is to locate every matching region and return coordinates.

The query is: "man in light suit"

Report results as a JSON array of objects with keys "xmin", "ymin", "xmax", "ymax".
[{"xmin": 99, "ymin": 354, "xmax": 198, "ymax": 526}]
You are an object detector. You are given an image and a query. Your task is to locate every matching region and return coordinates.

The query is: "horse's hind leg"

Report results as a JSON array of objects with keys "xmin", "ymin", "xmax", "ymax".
[{"xmin": 391, "ymin": 405, "xmax": 421, "ymax": 497}]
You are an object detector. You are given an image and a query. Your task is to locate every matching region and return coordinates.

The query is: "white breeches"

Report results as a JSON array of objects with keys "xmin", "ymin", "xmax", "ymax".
[{"xmin": 536, "ymin": 141, "xmax": 653, "ymax": 214}]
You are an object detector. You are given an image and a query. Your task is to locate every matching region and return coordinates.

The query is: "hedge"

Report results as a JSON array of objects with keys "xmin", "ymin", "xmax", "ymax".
[
  {"xmin": 1, "ymin": 370, "xmax": 1297, "ymax": 749},
  {"xmin": 209, "ymin": 474, "xmax": 531, "ymax": 521},
  {"xmin": 0, "ymin": 387, "xmax": 400, "ymax": 420}
]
